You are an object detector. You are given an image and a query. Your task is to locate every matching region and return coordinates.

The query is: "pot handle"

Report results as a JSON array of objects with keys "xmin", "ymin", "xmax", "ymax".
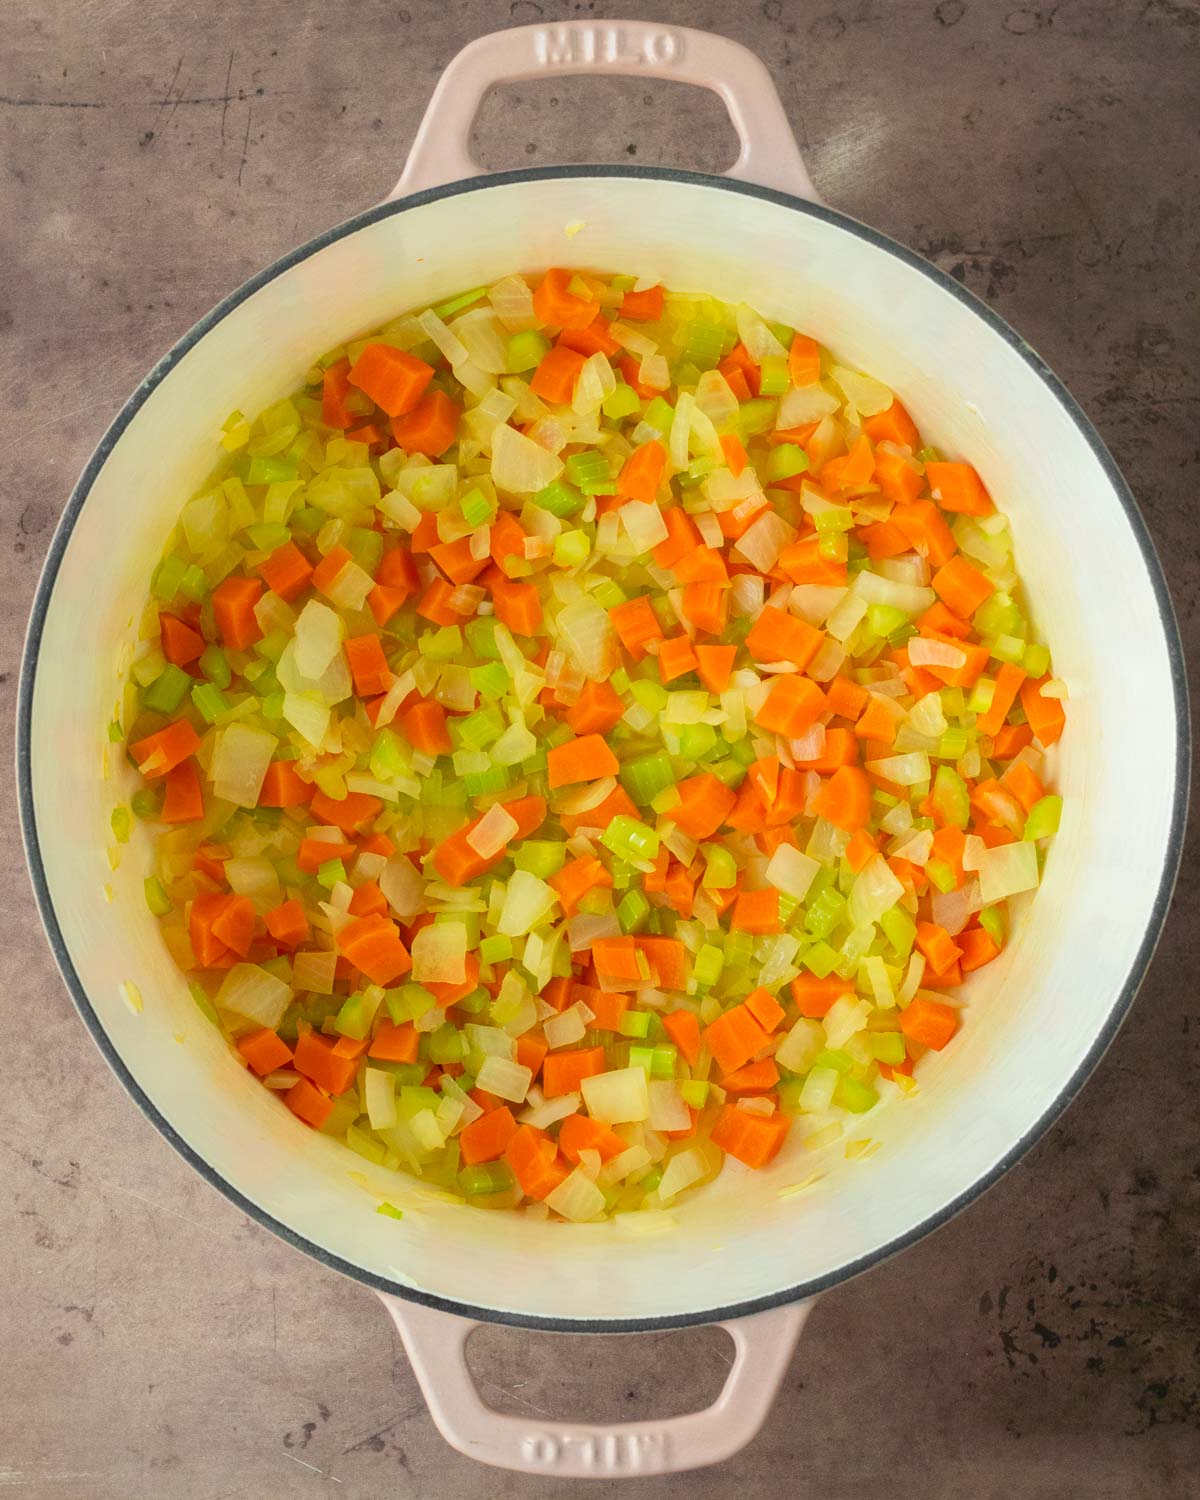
[
  {"xmin": 388, "ymin": 21, "xmax": 817, "ymax": 202},
  {"xmin": 380, "ymin": 1293, "xmax": 810, "ymax": 1478}
]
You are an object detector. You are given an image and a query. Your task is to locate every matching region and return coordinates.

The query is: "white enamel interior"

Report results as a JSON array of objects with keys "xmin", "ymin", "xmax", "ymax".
[{"xmin": 26, "ymin": 175, "xmax": 1180, "ymax": 1324}]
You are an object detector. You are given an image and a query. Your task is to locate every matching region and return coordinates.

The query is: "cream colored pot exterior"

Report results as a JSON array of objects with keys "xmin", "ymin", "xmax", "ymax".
[{"xmin": 19, "ymin": 20, "xmax": 1186, "ymax": 1481}]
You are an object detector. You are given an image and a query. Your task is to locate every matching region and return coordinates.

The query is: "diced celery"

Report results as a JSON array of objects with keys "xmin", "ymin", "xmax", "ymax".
[
  {"xmin": 513, "ymin": 841, "xmax": 567, "ymax": 879},
  {"xmin": 603, "ymin": 383, "xmax": 641, "ymax": 421},
  {"xmin": 419, "ymin": 625, "xmax": 464, "ymax": 660},
  {"xmin": 736, "ymin": 397, "xmax": 777, "ymax": 436},
  {"xmin": 643, "ymin": 396, "xmax": 675, "ymax": 437},
  {"xmin": 979, "ymin": 905, "xmax": 1006, "ymax": 946},
  {"xmin": 554, "ymin": 529, "xmax": 591, "ymax": 568},
  {"xmin": 926, "ymin": 859, "xmax": 957, "ymax": 894},
  {"xmin": 191, "ymin": 682, "xmax": 229, "ymax": 724},
  {"xmin": 693, "ymin": 944, "xmax": 724, "ymax": 988},
  {"xmin": 460, "ymin": 487, "xmax": 494, "ymax": 526},
  {"xmin": 464, "ymin": 765, "xmax": 510, "ymax": 797},
  {"xmin": 152, "ymin": 554, "xmax": 188, "ymax": 601},
  {"xmin": 620, "ymin": 751, "xmax": 675, "ymax": 806},
  {"xmin": 806, "ymin": 887, "xmax": 847, "ymax": 940},
  {"xmin": 600, "ymin": 815, "xmax": 659, "ymax": 865},
  {"xmin": 142, "ymin": 664, "xmax": 191, "ymax": 713},
  {"xmin": 479, "ymin": 934, "xmax": 513, "ymax": 965},
  {"xmin": 466, "ymin": 617, "xmax": 500, "ymax": 660},
  {"xmin": 110, "ymin": 806, "xmax": 131, "ymax": 844},
  {"xmin": 144, "ymin": 875, "xmax": 172, "ymax": 917},
  {"xmin": 199, "ymin": 645, "xmax": 231, "ymax": 688},
  {"xmin": 533, "ymin": 479, "xmax": 586, "ymax": 517},
  {"xmin": 617, "ymin": 889, "xmax": 651, "ymax": 934},
  {"xmin": 834, "ymin": 1076, "xmax": 878, "ymax": 1113},
  {"xmin": 131, "ymin": 788, "xmax": 161, "ymax": 820},
  {"xmin": 376, "ymin": 1200, "xmax": 405, "ymax": 1219},
  {"xmin": 459, "ymin": 1161, "xmax": 515, "ymax": 1196},
  {"xmin": 317, "ymin": 858, "xmax": 347, "ymax": 889},
  {"xmin": 880, "ymin": 905, "xmax": 917, "ymax": 959},
  {"xmin": 619, "ymin": 1010, "xmax": 651, "ymax": 1038},
  {"xmin": 680, "ymin": 1079, "xmax": 709, "ymax": 1108},
  {"xmin": 345, "ymin": 527, "xmax": 384, "ymax": 576},
  {"xmin": 931, "ymin": 765, "xmax": 970, "ymax": 829},
  {"xmin": 1023, "ymin": 641, "xmax": 1051, "ymax": 678},
  {"xmin": 869, "ymin": 1032, "xmax": 907, "ymax": 1065},
  {"xmin": 758, "ymin": 355, "xmax": 789, "ymax": 395},
  {"xmin": 433, "ymin": 285, "xmax": 487, "ymax": 318},
  {"xmin": 1024, "ymin": 794, "xmax": 1062, "ymax": 841},
  {"xmin": 506, "ymin": 331, "xmax": 550, "ymax": 372},
  {"xmin": 765, "ymin": 444, "xmax": 809, "ymax": 482},
  {"xmin": 565, "ymin": 451, "xmax": 615, "ymax": 495},
  {"xmin": 803, "ymin": 941, "xmax": 840, "ymax": 978},
  {"xmin": 681, "ymin": 322, "xmax": 727, "ymax": 368}
]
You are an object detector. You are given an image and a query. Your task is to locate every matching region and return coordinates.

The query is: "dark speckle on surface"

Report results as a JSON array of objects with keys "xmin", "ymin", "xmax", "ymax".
[{"xmin": 2, "ymin": 1, "xmax": 1199, "ymax": 1497}]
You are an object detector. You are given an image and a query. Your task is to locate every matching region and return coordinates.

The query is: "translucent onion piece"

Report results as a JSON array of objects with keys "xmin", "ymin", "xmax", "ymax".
[
  {"xmin": 210, "ymin": 723, "xmax": 275, "ymax": 808},
  {"xmin": 581, "ymin": 1067, "xmax": 650, "ymax": 1124},
  {"xmin": 488, "ymin": 275, "xmax": 538, "ymax": 332},
  {"xmin": 544, "ymin": 1166, "xmax": 606, "ymax": 1222},
  {"xmin": 908, "ymin": 638, "xmax": 966, "ymax": 670},
  {"xmin": 466, "ymin": 802, "xmax": 519, "ymax": 860},
  {"xmin": 735, "ymin": 303, "xmax": 787, "ymax": 361},
  {"xmin": 293, "ymin": 599, "xmax": 343, "ymax": 678},
  {"xmin": 216, "ymin": 963, "xmax": 291, "ymax": 1028},
  {"xmin": 733, "ymin": 511, "xmax": 797, "ymax": 573},
  {"xmin": 412, "ymin": 921, "xmax": 468, "ymax": 983},
  {"xmin": 491, "ymin": 422, "xmax": 565, "ymax": 493},
  {"xmin": 450, "ymin": 308, "xmax": 509, "ymax": 373}
]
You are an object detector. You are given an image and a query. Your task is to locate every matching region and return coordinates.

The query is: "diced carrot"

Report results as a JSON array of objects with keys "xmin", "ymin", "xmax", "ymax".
[
  {"xmin": 731, "ymin": 887, "xmax": 782, "ymax": 934},
  {"xmin": 348, "ymin": 343, "xmax": 434, "ymax": 417},
  {"xmin": 922, "ymin": 638, "xmax": 990, "ymax": 690},
  {"xmin": 854, "ymin": 695, "xmax": 899, "ymax": 746},
  {"xmin": 129, "ymin": 719, "xmax": 200, "ymax": 778},
  {"xmin": 657, "ymin": 634, "xmax": 700, "ymax": 684},
  {"xmin": 343, "ymin": 634, "xmax": 394, "ymax": 698},
  {"xmin": 346, "ymin": 421, "xmax": 385, "ymax": 449},
  {"xmin": 159, "ymin": 612, "xmax": 205, "ymax": 667},
  {"xmin": 864, "ymin": 399, "xmax": 919, "ymax": 449},
  {"xmin": 722, "ymin": 365, "xmax": 753, "ymax": 402},
  {"xmin": 542, "ymin": 1046, "xmax": 607, "ymax": 1098},
  {"xmin": 915, "ymin": 921, "xmax": 963, "ymax": 974},
  {"xmin": 491, "ymin": 573, "xmax": 543, "ymax": 636},
  {"xmin": 426, "ymin": 952, "xmax": 481, "ymax": 1008},
  {"xmin": 592, "ymin": 937, "xmax": 642, "ymax": 983},
  {"xmin": 925, "ymin": 460, "xmax": 994, "ymax": 516},
  {"xmin": 505, "ymin": 1125, "xmax": 569, "ymax": 1200},
  {"xmin": 745, "ymin": 607, "xmax": 825, "ymax": 670},
  {"xmin": 720, "ymin": 341, "xmax": 761, "ymax": 396},
  {"xmin": 542, "ymin": 978, "xmax": 575, "ymax": 1012},
  {"xmin": 755, "ymin": 675, "xmax": 828, "ymax": 737},
  {"xmin": 505, "ymin": 795, "xmax": 548, "ymax": 839},
  {"xmin": 719, "ymin": 433, "xmax": 748, "ymax": 477},
  {"xmin": 294, "ymin": 1029, "xmax": 359, "ymax": 1095},
  {"xmin": 1020, "ymin": 676, "xmax": 1066, "ymax": 747},
  {"xmin": 586, "ymin": 990, "xmax": 629, "ymax": 1032},
  {"xmin": 558, "ymin": 313, "xmax": 621, "ymax": 358},
  {"xmin": 662, "ymin": 1009, "xmax": 701, "ymax": 1066},
  {"xmin": 663, "ymin": 858, "xmax": 698, "ymax": 919},
  {"xmin": 566, "ymin": 679, "xmax": 625, "ymax": 734},
  {"xmin": 893, "ymin": 501, "xmax": 957, "ymax": 566},
  {"xmin": 264, "ymin": 898, "xmax": 310, "ymax": 948},
  {"xmin": 237, "ymin": 1028, "xmax": 293, "ymax": 1077},
  {"xmin": 557, "ymin": 783, "xmax": 637, "ymax": 836},
  {"xmin": 400, "ymin": 699, "xmax": 453, "ymax": 756},
  {"xmin": 208, "ymin": 894, "xmax": 254, "ymax": 957},
  {"xmin": 609, "ymin": 594, "xmax": 664, "ymax": 659},
  {"xmin": 286, "ymin": 1077, "xmax": 334, "ymax": 1129},
  {"xmin": 791, "ymin": 973, "xmax": 853, "ymax": 1018},
  {"xmin": 192, "ymin": 843, "xmax": 229, "ymax": 886},
  {"xmin": 652, "ymin": 507, "xmax": 700, "ymax": 568},
  {"xmin": 671, "ymin": 773, "xmax": 737, "ymax": 841},
  {"xmin": 788, "ymin": 333, "xmax": 822, "ymax": 386},
  {"xmin": 899, "ymin": 995, "xmax": 958, "ymax": 1050},
  {"xmin": 547, "ymin": 733, "xmax": 620, "ymax": 788},
  {"xmin": 672, "ymin": 546, "xmax": 728, "ymax": 584},
  {"xmin": 960, "ymin": 925, "xmax": 1001, "ymax": 972},
  {"xmin": 993, "ymin": 722, "xmax": 1034, "ymax": 759},
  {"xmin": 391, "ymin": 390, "xmax": 460, "ymax": 457},
  {"xmin": 620, "ymin": 284, "xmax": 664, "ymax": 320},
  {"xmin": 532, "ymin": 268, "xmax": 600, "ymax": 329},
  {"xmin": 489, "ymin": 510, "xmax": 528, "ymax": 571},
  {"xmin": 189, "ymin": 893, "xmax": 232, "ymax": 968},
  {"xmin": 347, "ymin": 881, "xmax": 389, "ymax": 919},
  {"xmin": 710, "ymin": 1103, "xmax": 790, "ymax": 1168},
  {"xmin": 336, "ymin": 915, "xmax": 412, "ymax": 986},
  {"xmin": 550, "ymin": 856, "xmax": 612, "ymax": 918},
  {"xmin": 321, "ymin": 358, "xmax": 355, "ymax": 428},
  {"xmin": 683, "ymin": 646, "xmax": 731, "ymax": 698},
  {"xmin": 1002, "ymin": 758, "xmax": 1045, "ymax": 814},
  {"xmin": 257, "ymin": 540, "xmax": 314, "ymax": 603},
  {"xmin": 917, "ymin": 600, "xmax": 972, "ymax": 641},
  {"xmin": 702, "ymin": 1004, "xmax": 771, "ymax": 1074},
  {"xmin": 416, "ymin": 577, "xmax": 466, "ymax": 627},
  {"xmin": 977, "ymin": 661, "xmax": 1027, "ymax": 739},
  {"xmin": 558, "ymin": 1114, "xmax": 627, "ymax": 1164},
  {"xmin": 814, "ymin": 767, "xmax": 873, "ymax": 831},
  {"xmin": 744, "ymin": 987, "xmax": 786, "ymax": 1032},
  {"xmin": 825, "ymin": 674, "xmax": 869, "ymax": 721},
  {"xmin": 161, "ymin": 759, "xmax": 204, "ymax": 823},
  {"xmin": 930, "ymin": 824, "xmax": 966, "ymax": 883},
  {"xmin": 516, "ymin": 1035, "xmax": 548, "ymax": 1079},
  {"xmin": 680, "ymin": 581, "xmax": 728, "ymax": 636},
  {"xmin": 635, "ymin": 936, "xmax": 689, "ymax": 991},
  {"xmin": 459, "ymin": 1106, "xmax": 520, "ymax": 1165},
  {"xmin": 359, "ymin": 832, "xmax": 396, "ymax": 858},
  {"xmin": 312, "ymin": 545, "xmax": 354, "ymax": 596},
  {"xmin": 530, "ymin": 344, "xmax": 587, "ymax": 404},
  {"xmin": 257, "ymin": 760, "xmax": 311, "ymax": 809},
  {"xmin": 873, "ymin": 448, "xmax": 925, "ymax": 505},
  {"xmin": 776, "ymin": 535, "xmax": 848, "ymax": 585},
  {"xmin": 368, "ymin": 1019, "xmax": 420, "ymax": 1063},
  {"xmin": 408, "ymin": 514, "xmax": 441, "ymax": 554},
  {"xmin": 860, "ymin": 519, "xmax": 911, "ymax": 561},
  {"xmin": 431, "ymin": 535, "xmax": 489, "ymax": 587},
  {"xmin": 211, "ymin": 575, "xmax": 263, "ymax": 651},
  {"xmin": 721, "ymin": 1058, "xmax": 780, "ymax": 1093},
  {"xmin": 821, "ymin": 434, "xmax": 876, "ymax": 493},
  {"xmin": 616, "ymin": 440, "xmax": 666, "ymax": 502},
  {"xmin": 310, "ymin": 788, "xmax": 382, "ymax": 833},
  {"xmin": 846, "ymin": 828, "xmax": 879, "ymax": 872},
  {"xmin": 932, "ymin": 555, "xmax": 994, "ymax": 619}
]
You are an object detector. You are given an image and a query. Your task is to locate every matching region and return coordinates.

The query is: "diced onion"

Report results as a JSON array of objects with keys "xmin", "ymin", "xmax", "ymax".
[
  {"xmin": 475, "ymin": 1055, "xmax": 533, "ymax": 1104},
  {"xmin": 491, "ymin": 422, "xmax": 565, "ymax": 494},
  {"xmin": 466, "ymin": 802, "xmax": 519, "ymax": 859},
  {"xmin": 411, "ymin": 922, "xmax": 468, "ymax": 983},
  {"xmin": 210, "ymin": 723, "xmax": 275, "ymax": 808},
  {"xmin": 847, "ymin": 855, "xmax": 906, "ymax": 927},
  {"xmin": 647, "ymin": 1080, "xmax": 690, "ymax": 1132},
  {"xmin": 908, "ymin": 638, "xmax": 966, "ymax": 670},
  {"xmin": 977, "ymin": 840, "xmax": 1040, "ymax": 903},
  {"xmin": 581, "ymin": 1067, "xmax": 650, "ymax": 1123},
  {"xmin": 657, "ymin": 1147, "xmax": 706, "ymax": 1202},
  {"xmin": 544, "ymin": 1166, "xmax": 606, "ymax": 1222},
  {"xmin": 215, "ymin": 964, "xmax": 291, "ymax": 1028}
]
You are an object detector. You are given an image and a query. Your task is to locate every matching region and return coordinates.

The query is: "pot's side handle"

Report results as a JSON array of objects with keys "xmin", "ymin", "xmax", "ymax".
[
  {"xmin": 380, "ymin": 1294, "xmax": 809, "ymax": 1479},
  {"xmin": 389, "ymin": 21, "xmax": 817, "ymax": 202}
]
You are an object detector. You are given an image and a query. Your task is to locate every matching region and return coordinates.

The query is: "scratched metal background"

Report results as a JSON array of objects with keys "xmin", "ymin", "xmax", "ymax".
[{"xmin": 2, "ymin": 0, "xmax": 1199, "ymax": 1495}]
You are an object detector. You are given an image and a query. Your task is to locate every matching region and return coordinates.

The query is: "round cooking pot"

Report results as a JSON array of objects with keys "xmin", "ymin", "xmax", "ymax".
[{"xmin": 18, "ymin": 18, "xmax": 1188, "ymax": 1480}]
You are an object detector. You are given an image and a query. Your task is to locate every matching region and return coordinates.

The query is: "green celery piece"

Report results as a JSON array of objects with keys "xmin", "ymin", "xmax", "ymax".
[
  {"xmin": 681, "ymin": 321, "xmax": 727, "ymax": 369},
  {"xmin": 433, "ymin": 285, "xmax": 487, "ymax": 318},
  {"xmin": 346, "ymin": 1125, "xmax": 387, "ymax": 1166},
  {"xmin": 603, "ymin": 383, "xmax": 641, "ymax": 421},
  {"xmin": 736, "ymin": 397, "xmax": 777, "ymax": 437},
  {"xmin": 470, "ymin": 662, "xmax": 510, "ymax": 698},
  {"xmin": 107, "ymin": 720, "xmax": 123, "ymax": 743},
  {"xmin": 680, "ymin": 1079, "xmax": 709, "ymax": 1108},
  {"xmin": 834, "ymin": 1076, "xmax": 878, "ymax": 1113},
  {"xmin": 533, "ymin": 479, "xmax": 586, "ymax": 518},
  {"xmin": 110, "ymin": 806, "xmax": 131, "ymax": 844},
  {"xmin": 1024, "ymin": 794, "xmax": 1062, "ymax": 841},
  {"xmin": 978, "ymin": 905, "xmax": 1006, "ymax": 946},
  {"xmin": 199, "ymin": 645, "xmax": 231, "ymax": 688},
  {"xmin": 814, "ymin": 1047, "xmax": 853, "ymax": 1074},
  {"xmin": 619, "ymin": 1010, "xmax": 651, "ymax": 1038},
  {"xmin": 869, "ymin": 1032, "xmax": 907, "ymax": 1065},
  {"xmin": 369, "ymin": 728, "xmax": 408, "ymax": 781},
  {"xmin": 506, "ymin": 330, "xmax": 550, "ymax": 372},
  {"xmin": 244, "ymin": 455, "xmax": 298, "ymax": 484},
  {"xmin": 455, "ymin": 706, "xmax": 506, "ymax": 748},
  {"xmin": 376, "ymin": 1200, "xmax": 404, "ymax": 1219},
  {"xmin": 513, "ymin": 840, "xmax": 567, "ymax": 879},
  {"xmin": 420, "ymin": 625, "xmax": 464, "ymax": 660},
  {"xmin": 974, "ymin": 591, "xmax": 1022, "ymax": 639},
  {"xmin": 179, "ymin": 563, "xmax": 208, "ymax": 603},
  {"xmin": 458, "ymin": 1161, "xmax": 515, "ymax": 1196},
  {"xmin": 931, "ymin": 765, "xmax": 970, "ymax": 829},
  {"xmin": 460, "ymin": 487, "xmax": 494, "ymax": 526},
  {"xmin": 428, "ymin": 1024, "xmax": 466, "ymax": 1064},
  {"xmin": 189, "ymin": 981, "xmax": 219, "ymax": 1026},
  {"xmin": 702, "ymin": 844, "xmax": 737, "ymax": 891},
  {"xmin": 152, "ymin": 554, "xmax": 188, "ymax": 601},
  {"xmin": 466, "ymin": 617, "xmax": 500, "ymax": 660},
  {"xmin": 617, "ymin": 889, "xmax": 651, "ymax": 934},
  {"xmin": 758, "ymin": 355, "xmax": 789, "ymax": 395},
  {"xmin": 1023, "ymin": 641, "xmax": 1051, "ymax": 677},
  {"xmin": 620, "ymin": 751, "xmax": 675, "ymax": 807},
  {"xmin": 191, "ymin": 682, "xmax": 229, "ymax": 724},
  {"xmin": 765, "ymin": 444, "xmax": 809, "ymax": 482},
  {"xmin": 131, "ymin": 787, "xmax": 161, "ymax": 820},
  {"xmin": 142, "ymin": 664, "xmax": 191, "ymax": 714},
  {"xmin": 806, "ymin": 887, "xmax": 847, "ymax": 940},
  {"xmin": 245, "ymin": 522, "xmax": 292, "ymax": 552},
  {"xmin": 317, "ymin": 858, "xmax": 347, "ymax": 889},
  {"xmin": 880, "ymin": 905, "xmax": 917, "ymax": 959},
  {"xmin": 600, "ymin": 815, "xmax": 659, "ymax": 865},
  {"xmin": 479, "ymin": 934, "xmax": 513, "ymax": 965},
  {"xmin": 926, "ymin": 859, "xmax": 957, "ymax": 894},
  {"xmin": 386, "ymin": 984, "xmax": 437, "ymax": 1024},
  {"xmin": 803, "ymin": 941, "xmax": 840, "ymax": 978},
  {"xmin": 693, "ymin": 944, "xmax": 724, "ymax": 987},
  {"xmin": 463, "ymin": 765, "xmax": 510, "ymax": 797},
  {"xmin": 677, "ymin": 723, "xmax": 717, "ymax": 760},
  {"xmin": 554, "ymin": 530, "xmax": 591, "ymax": 568},
  {"xmin": 345, "ymin": 527, "xmax": 384, "ymax": 577}
]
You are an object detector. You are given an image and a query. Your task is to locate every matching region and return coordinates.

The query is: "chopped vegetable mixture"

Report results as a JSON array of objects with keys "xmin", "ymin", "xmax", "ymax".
[{"xmin": 115, "ymin": 268, "xmax": 1065, "ymax": 1222}]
